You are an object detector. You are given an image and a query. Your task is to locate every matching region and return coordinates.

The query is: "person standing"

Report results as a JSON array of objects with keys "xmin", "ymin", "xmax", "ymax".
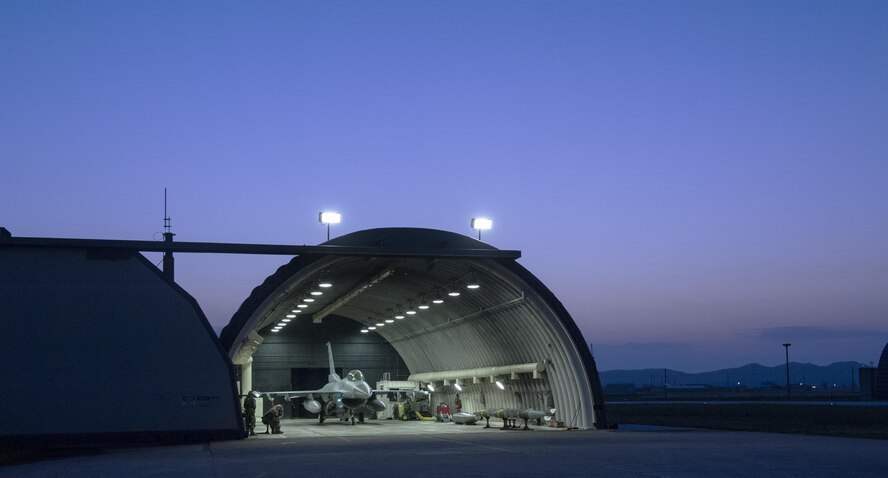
[{"xmin": 243, "ymin": 392, "xmax": 257, "ymax": 436}]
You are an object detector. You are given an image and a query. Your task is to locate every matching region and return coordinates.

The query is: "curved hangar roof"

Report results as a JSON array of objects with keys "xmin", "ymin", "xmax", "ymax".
[{"xmin": 220, "ymin": 228, "xmax": 607, "ymax": 429}]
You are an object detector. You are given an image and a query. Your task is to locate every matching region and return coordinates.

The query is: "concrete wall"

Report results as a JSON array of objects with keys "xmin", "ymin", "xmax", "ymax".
[{"xmin": 0, "ymin": 247, "xmax": 243, "ymax": 443}]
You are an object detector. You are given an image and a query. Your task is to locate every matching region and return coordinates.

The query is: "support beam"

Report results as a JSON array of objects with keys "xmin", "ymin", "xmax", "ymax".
[{"xmin": 409, "ymin": 362, "xmax": 545, "ymax": 383}]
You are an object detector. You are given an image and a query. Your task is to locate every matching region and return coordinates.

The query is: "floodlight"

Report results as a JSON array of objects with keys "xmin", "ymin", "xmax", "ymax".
[
  {"xmin": 319, "ymin": 212, "xmax": 341, "ymax": 224},
  {"xmin": 427, "ymin": 383, "xmax": 435, "ymax": 392},
  {"xmin": 319, "ymin": 211, "xmax": 342, "ymax": 240},
  {"xmin": 495, "ymin": 380, "xmax": 505, "ymax": 390},
  {"xmin": 454, "ymin": 383, "xmax": 462, "ymax": 391},
  {"xmin": 471, "ymin": 217, "xmax": 492, "ymax": 240}
]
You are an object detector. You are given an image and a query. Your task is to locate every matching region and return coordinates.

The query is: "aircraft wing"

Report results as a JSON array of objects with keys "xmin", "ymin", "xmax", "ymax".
[{"xmin": 257, "ymin": 389, "xmax": 328, "ymax": 400}]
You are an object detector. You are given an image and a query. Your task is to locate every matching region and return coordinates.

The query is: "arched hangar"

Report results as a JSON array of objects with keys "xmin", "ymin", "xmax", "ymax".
[{"xmin": 221, "ymin": 228, "xmax": 607, "ymax": 429}]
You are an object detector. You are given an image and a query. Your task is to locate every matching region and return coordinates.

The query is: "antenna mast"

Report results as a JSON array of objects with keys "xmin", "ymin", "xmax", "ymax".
[{"xmin": 162, "ymin": 188, "xmax": 175, "ymax": 281}]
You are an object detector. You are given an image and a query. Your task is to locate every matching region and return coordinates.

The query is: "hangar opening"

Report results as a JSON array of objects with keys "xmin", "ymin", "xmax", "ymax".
[{"xmin": 221, "ymin": 228, "xmax": 607, "ymax": 429}]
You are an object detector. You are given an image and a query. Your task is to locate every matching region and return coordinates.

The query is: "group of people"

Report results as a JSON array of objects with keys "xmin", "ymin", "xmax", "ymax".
[{"xmin": 242, "ymin": 391, "xmax": 284, "ymax": 436}]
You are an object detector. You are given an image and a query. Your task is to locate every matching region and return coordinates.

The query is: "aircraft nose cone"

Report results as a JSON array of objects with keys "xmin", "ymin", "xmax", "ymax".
[{"xmin": 353, "ymin": 382, "xmax": 371, "ymax": 399}]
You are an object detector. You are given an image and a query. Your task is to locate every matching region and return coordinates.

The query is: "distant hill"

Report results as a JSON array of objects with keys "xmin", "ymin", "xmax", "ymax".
[{"xmin": 600, "ymin": 362, "xmax": 867, "ymax": 388}]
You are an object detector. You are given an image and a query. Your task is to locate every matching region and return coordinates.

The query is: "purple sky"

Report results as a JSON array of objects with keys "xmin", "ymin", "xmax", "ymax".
[{"xmin": 3, "ymin": 2, "xmax": 887, "ymax": 372}]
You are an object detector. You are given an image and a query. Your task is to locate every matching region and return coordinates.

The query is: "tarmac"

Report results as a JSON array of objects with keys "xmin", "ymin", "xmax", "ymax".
[{"xmin": 3, "ymin": 418, "xmax": 888, "ymax": 477}]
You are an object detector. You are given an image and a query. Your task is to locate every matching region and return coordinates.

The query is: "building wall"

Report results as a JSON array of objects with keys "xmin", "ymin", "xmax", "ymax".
[{"xmin": 0, "ymin": 247, "xmax": 242, "ymax": 443}]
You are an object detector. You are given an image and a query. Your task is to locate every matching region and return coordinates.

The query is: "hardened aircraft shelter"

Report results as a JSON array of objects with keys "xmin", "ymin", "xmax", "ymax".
[{"xmin": 221, "ymin": 228, "xmax": 607, "ymax": 429}]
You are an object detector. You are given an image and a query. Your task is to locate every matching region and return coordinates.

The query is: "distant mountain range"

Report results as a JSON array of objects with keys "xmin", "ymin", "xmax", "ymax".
[{"xmin": 600, "ymin": 362, "xmax": 868, "ymax": 388}]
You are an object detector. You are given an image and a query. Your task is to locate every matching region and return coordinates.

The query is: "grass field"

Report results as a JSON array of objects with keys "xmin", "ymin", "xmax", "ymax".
[{"xmin": 605, "ymin": 402, "xmax": 888, "ymax": 440}]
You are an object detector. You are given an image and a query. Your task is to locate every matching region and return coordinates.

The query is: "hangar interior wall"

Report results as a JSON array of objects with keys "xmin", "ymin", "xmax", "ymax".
[
  {"xmin": 0, "ymin": 247, "xmax": 242, "ymax": 441},
  {"xmin": 251, "ymin": 315, "xmax": 408, "ymax": 417}
]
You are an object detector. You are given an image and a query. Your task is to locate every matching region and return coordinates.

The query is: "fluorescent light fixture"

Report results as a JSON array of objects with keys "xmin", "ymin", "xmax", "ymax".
[
  {"xmin": 471, "ymin": 217, "xmax": 492, "ymax": 231},
  {"xmin": 385, "ymin": 319, "xmax": 394, "ymax": 323},
  {"xmin": 495, "ymin": 380, "xmax": 505, "ymax": 390},
  {"xmin": 448, "ymin": 290, "xmax": 460, "ymax": 297},
  {"xmin": 426, "ymin": 383, "xmax": 435, "ymax": 392},
  {"xmin": 406, "ymin": 310, "xmax": 416, "ymax": 315},
  {"xmin": 432, "ymin": 294, "xmax": 444, "ymax": 304},
  {"xmin": 318, "ymin": 280, "xmax": 333, "ymax": 288},
  {"xmin": 297, "ymin": 304, "xmax": 308, "ymax": 308},
  {"xmin": 376, "ymin": 323, "xmax": 385, "ymax": 327},
  {"xmin": 277, "ymin": 322, "xmax": 287, "ymax": 327},
  {"xmin": 271, "ymin": 329, "xmax": 281, "ymax": 333},
  {"xmin": 282, "ymin": 318, "xmax": 292, "ymax": 323},
  {"xmin": 285, "ymin": 314, "xmax": 296, "ymax": 318},
  {"xmin": 418, "ymin": 299, "xmax": 429, "ymax": 310},
  {"xmin": 368, "ymin": 326, "xmax": 376, "ymax": 330},
  {"xmin": 310, "ymin": 290, "xmax": 323, "ymax": 296},
  {"xmin": 319, "ymin": 211, "xmax": 341, "ymax": 224},
  {"xmin": 303, "ymin": 298, "xmax": 315, "ymax": 303},
  {"xmin": 291, "ymin": 309, "xmax": 302, "ymax": 313},
  {"xmin": 466, "ymin": 273, "xmax": 480, "ymax": 289},
  {"xmin": 360, "ymin": 329, "xmax": 369, "ymax": 333},
  {"xmin": 454, "ymin": 383, "xmax": 462, "ymax": 391}
]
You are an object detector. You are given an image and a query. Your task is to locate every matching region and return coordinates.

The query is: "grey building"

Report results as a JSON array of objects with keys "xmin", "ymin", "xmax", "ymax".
[{"xmin": 0, "ymin": 231, "xmax": 243, "ymax": 445}]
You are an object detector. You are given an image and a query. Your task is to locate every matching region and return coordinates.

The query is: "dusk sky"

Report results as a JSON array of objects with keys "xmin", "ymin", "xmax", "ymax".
[{"xmin": 2, "ymin": 1, "xmax": 886, "ymax": 372}]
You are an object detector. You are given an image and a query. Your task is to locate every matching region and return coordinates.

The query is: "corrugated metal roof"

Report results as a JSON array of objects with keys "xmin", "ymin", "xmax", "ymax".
[{"xmin": 220, "ymin": 227, "xmax": 606, "ymax": 429}]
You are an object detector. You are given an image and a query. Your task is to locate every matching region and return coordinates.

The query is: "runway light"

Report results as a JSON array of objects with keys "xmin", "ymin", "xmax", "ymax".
[{"xmin": 495, "ymin": 380, "xmax": 505, "ymax": 390}]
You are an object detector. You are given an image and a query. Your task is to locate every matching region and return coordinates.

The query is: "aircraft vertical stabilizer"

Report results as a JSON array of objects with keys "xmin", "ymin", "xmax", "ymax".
[{"xmin": 326, "ymin": 342, "xmax": 340, "ymax": 382}]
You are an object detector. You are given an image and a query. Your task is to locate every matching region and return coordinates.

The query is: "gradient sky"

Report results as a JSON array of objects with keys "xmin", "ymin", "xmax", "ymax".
[{"xmin": 2, "ymin": 1, "xmax": 887, "ymax": 372}]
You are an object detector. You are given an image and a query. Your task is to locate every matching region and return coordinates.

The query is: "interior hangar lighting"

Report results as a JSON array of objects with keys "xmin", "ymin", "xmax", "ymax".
[
  {"xmin": 376, "ymin": 322, "xmax": 385, "ymax": 327},
  {"xmin": 426, "ymin": 383, "xmax": 435, "ymax": 392},
  {"xmin": 317, "ymin": 276, "xmax": 333, "ymax": 288},
  {"xmin": 466, "ymin": 273, "xmax": 480, "ymax": 289},
  {"xmin": 471, "ymin": 217, "xmax": 492, "ymax": 240},
  {"xmin": 418, "ymin": 297, "xmax": 430, "ymax": 310},
  {"xmin": 282, "ymin": 318, "xmax": 292, "ymax": 322},
  {"xmin": 394, "ymin": 305, "xmax": 405, "ymax": 319},
  {"xmin": 303, "ymin": 297, "xmax": 315, "ymax": 303},
  {"xmin": 432, "ymin": 291, "xmax": 444, "ymax": 304},
  {"xmin": 285, "ymin": 314, "xmax": 296, "ymax": 318},
  {"xmin": 360, "ymin": 329, "xmax": 369, "ymax": 333},
  {"xmin": 291, "ymin": 309, "xmax": 302, "ymax": 313},
  {"xmin": 385, "ymin": 319, "xmax": 394, "ymax": 323},
  {"xmin": 447, "ymin": 284, "xmax": 461, "ymax": 297},
  {"xmin": 297, "ymin": 304, "xmax": 308, "ymax": 308},
  {"xmin": 453, "ymin": 381, "xmax": 463, "ymax": 391},
  {"xmin": 368, "ymin": 326, "xmax": 376, "ymax": 330},
  {"xmin": 495, "ymin": 379, "xmax": 505, "ymax": 390},
  {"xmin": 277, "ymin": 322, "xmax": 287, "ymax": 327}
]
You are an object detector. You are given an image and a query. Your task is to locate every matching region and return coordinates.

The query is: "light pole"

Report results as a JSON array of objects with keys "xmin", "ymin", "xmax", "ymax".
[
  {"xmin": 318, "ymin": 212, "xmax": 341, "ymax": 241},
  {"xmin": 783, "ymin": 343, "xmax": 791, "ymax": 400},
  {"xmin": 471, "ymin": 217, "xmax": 492, "ymax": 241}
]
